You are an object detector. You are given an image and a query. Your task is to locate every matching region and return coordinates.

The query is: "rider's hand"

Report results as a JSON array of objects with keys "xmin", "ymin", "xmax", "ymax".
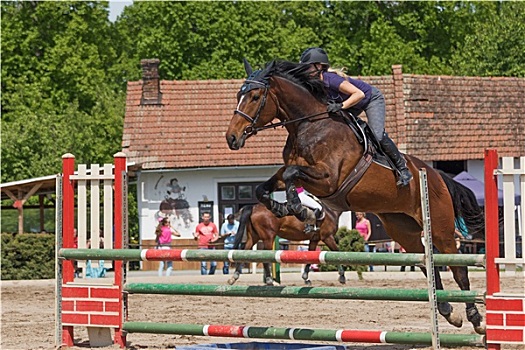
[{"xmin": 327, "ymin": 102, "xmax": 343, "ymax": 113}]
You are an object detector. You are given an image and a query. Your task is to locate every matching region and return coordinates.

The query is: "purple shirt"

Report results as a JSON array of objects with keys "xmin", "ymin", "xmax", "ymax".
[{"xmin": 323, "ymin": 72, "xmax": 372, "ymax": 111}]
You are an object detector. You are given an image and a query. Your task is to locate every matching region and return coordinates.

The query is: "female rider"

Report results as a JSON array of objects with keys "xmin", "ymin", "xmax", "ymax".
[{"xmin": 299, "ymin": 47, "xmax": 412, "ymax": 187}]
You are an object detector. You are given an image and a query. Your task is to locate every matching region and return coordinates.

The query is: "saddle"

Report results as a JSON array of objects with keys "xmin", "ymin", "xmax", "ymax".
[
  {"xmin": 342, "ymin": 112, "xmax": 395, "ymax": 171},
  {"xmin": 318, "ymin": 112, "xmax": 395, "ymax": 211}
]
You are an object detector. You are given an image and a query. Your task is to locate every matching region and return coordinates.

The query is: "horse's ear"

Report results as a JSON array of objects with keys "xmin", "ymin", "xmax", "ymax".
[{"xmin": 243, "ymin": 58, "xmax": 253, "ymax": 77}]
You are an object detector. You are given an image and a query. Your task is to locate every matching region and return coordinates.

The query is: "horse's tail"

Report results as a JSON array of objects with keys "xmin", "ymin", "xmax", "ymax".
[
  {"xmin": 439, "ymin": 170, "xmax": 485, "ymax": 239},
  {"xmin": 233, "ymin": 205, "xmax": 253, "ymax": 249}
]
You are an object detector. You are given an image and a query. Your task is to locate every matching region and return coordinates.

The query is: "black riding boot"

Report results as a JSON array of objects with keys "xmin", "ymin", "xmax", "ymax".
[{"xmin": 380, "ymin": 133, "xmax": 413, "ymax": 187}]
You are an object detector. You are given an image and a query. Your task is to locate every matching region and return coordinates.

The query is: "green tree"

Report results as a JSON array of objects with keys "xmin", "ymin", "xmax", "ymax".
[
  {"xmin": 1, "ymin": 1, "xmax": 125, "ymax": 183},
  {"xmin": 449, "ymin": 2, "xmax": 525, "ymax": 77}
]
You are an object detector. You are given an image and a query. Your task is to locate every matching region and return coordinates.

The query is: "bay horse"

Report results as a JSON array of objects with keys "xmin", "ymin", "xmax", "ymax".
[
  {"xmin": 225, "ymin": 60, "xmax": 485, "ymax": 334},
  {"xmin": 228, "ymin": 202, "xmax": 343, "ymax": 286}
]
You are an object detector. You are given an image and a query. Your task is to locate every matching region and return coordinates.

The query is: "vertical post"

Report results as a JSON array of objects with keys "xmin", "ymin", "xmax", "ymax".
[
  {"xmin": 272, "ymin": 236, "xmax": 281, "ymax": 284},
  {"xmin": 113, "ymin": 152, "xmax": 127, "ymax": 348},
  {"xmin": 61, "ymin": 153, "xmax": 75, "ymax": 347},
  {"xmin": 484, "ymin": 149, "xmax": 501, "ymax": 350},
  {"xmin": 419, "ymin": 169, "xmax": 440, "ymax": 350},
  {"xmin": 484, "ymin": 149, "xmax": 500, "ymax": 296}
]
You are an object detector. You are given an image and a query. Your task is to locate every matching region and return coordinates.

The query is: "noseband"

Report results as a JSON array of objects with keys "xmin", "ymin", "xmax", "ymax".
[{"xmin": 234, "ymin": 79, "xmax": 270, "ymax": 137}]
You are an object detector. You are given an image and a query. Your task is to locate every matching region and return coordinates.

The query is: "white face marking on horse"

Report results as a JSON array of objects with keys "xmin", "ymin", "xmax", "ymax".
[{"xmin": 236, "ymin": 95, "xmax": 246, "ymax": 110}]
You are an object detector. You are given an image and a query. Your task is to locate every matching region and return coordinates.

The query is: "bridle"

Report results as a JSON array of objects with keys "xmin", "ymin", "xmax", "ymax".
[
  {"xmin": 233, "ymin": 79, "xmax": 269, "ymax": 137},
  {"xmin": 234, "ymin": 78, "xmax": 330, "ymax": 138}
]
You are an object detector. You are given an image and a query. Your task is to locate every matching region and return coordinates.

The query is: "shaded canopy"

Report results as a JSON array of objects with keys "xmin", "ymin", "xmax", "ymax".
[{"xmin": 453, "ymin": 171, "xmax": 521, "ymax": 206}]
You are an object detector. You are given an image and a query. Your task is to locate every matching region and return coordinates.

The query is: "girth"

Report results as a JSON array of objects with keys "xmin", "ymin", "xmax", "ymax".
[{"xmin": 319, "ymin": 144, "xmax": 374, "ymax": 211}]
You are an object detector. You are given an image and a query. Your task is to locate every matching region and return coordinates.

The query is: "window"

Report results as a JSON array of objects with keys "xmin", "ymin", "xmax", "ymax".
[
  {"xmin": 238, "ymin": 185, "xmax": 253, "ymax": 199},
  {"xmin": 221, "ymin": 186, "xmax": 235, "ymax": 200}
]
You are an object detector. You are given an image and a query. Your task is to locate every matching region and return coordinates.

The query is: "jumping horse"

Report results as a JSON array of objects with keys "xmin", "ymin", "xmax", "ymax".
[
  {"xmin": 228, "ymin": 202, "xmax": 343, "ymax": 286},
  {"xmin": 225, "ymin": 59, "xmax": 486, "ymax": 334}
]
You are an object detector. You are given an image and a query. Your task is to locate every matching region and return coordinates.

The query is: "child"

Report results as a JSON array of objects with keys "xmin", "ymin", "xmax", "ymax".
[{"xmin": 156, "ymin": 217, "xmax": 181, "ymax": 276}]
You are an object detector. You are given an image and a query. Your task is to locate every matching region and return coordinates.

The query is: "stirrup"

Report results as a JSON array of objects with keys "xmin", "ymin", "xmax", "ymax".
[
  {"xmin": 396, "ymin": 169, "xmax": 413, "ymax": 187},
  {"xmin": 304, "ymin": 224, "xmax": 317, "ymax": 234},
  {"xmin": 314, "ymin": 208, "xmax": 325, "ymax": 221}
]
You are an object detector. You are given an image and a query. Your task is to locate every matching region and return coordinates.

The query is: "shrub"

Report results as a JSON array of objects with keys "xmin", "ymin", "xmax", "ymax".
[
  {"xmin": 319, "ymin": 226, "xmax": 367, "ymax": 278},
  {"xmin": 1, "ymin": 233, "xmax": 55, "ymax": 280}
]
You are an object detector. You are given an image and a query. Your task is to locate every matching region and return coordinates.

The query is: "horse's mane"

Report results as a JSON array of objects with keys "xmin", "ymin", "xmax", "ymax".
[{"xmin": 256, "ymin": 60, "xmax": 327, "ymax": 104}]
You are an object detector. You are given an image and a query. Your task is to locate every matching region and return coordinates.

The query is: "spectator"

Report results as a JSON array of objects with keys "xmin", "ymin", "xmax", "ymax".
[
  {"xmin": 155, "ymin": 217, "xmax": 181, "ymax": 276},
  {"xmin": 194, "ymin": 212, "xmax": 219, "ymax": 275},
  {"xmin": 85, "ymin": 234, "xmax": 106, "ymax": 278},
  {"xmin": 73, "ymin": 228, "xmax": 80, "ymax": 277},
  {"xmin": 355, "ymin": 212, "xmax": 375, "ymax": 272},
  {"xmin": 220, "ymin": 214, "xmax": 239, "ymax": 274}
]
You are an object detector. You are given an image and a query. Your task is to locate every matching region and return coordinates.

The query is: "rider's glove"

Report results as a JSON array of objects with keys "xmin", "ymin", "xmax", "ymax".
[{"xmin": 327, "ymin": 102, "xmax": 343, "ymax": 113}]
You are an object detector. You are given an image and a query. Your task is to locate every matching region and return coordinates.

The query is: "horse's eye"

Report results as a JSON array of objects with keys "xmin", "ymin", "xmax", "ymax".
[{"xmin": 252, "ymin": 94, "xmax": 260, "ymax": 102}]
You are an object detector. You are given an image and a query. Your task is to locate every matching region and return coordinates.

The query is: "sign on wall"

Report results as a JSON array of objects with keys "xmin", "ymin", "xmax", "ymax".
[{"xmin": 198, "ymin": 201, "xmax": 214, "ymax": 222}]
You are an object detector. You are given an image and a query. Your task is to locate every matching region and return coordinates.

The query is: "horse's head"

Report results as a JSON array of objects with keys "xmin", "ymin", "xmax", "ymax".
[
  {"xmin": 226, "ymin": 59, "xmax": 327, "ymax": 150},
  {"xmin": 226, "ymin": 59, "xmax": 278, "ymax": 150}
]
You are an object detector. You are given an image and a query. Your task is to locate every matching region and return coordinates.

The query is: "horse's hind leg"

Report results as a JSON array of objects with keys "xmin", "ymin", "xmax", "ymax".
[
  {"xmin": 450, "ymin": 265, "xmax": 485, "ymax": 334},
  {"xmin": 420, "ymin": 265, "xmax": 463, "ymax": 329},
  {"xmin": 379, "ymin": 213, "xmax": 464, "ymax": 330}
]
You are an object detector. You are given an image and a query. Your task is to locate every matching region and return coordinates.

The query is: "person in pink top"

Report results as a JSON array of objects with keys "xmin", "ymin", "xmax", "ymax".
[
  {"xmin": 155, "ymin": 217, "xmax": 181, "ymax": 276},
  {"xmin": 355, "ymin": 212, "xmax": 375, "ymax": 272},
  {"xmin": 194, "ymin": 212, "xmax": 219, "ymax": 275}
]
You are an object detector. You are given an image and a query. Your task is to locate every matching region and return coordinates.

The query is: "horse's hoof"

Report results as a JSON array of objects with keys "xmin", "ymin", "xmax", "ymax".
[
  {"xmin": 272, "ymin": 280, "xmax": 281, "ymax": 286},
  {"xmin": 445, "ymin": 311, "xmax": 463, "ymax": 328},
  {"xmin": 305, "ymin": 280, "xmax": 312, "ymax": 286},
  {"xmin": 227, "ymin": 277, "xmax": 237, "ymax": 285},
  {"xmin": 466, "ymin": 305, "xmax": 485, "ymax": 334},
  {"xmin": 338, "ymin": 276, "xmax": 346, "ymax": 284},
  {"xmin": 265, "ymin": 278, "xmax": 274, "ymax": 286},
  {"xmin": 474, "ymin": 322, "xmax": 486, "ymax": 335}
]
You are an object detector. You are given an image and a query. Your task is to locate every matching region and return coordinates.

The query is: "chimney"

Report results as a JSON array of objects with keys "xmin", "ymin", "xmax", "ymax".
[{"xmin": 140, "ymin": 59, "xmax": 162, "ymax": 105}]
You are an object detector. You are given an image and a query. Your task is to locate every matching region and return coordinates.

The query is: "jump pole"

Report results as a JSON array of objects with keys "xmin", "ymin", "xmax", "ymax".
[
  {"xmin": 59, "ymin": 248, "xmax": 484, "ymax": 266},
  {"xmin": 122, "ymin": 322, "xmax": 483, "ymax": 347}
]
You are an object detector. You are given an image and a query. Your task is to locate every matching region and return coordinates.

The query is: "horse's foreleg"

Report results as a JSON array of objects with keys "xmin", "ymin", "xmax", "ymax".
[
  {"xmin": 263, "ymin": 263, "xmax": 273, "ymax": 286},
  {"xmin": 450, "ymin": 265, "xmax": 485, "ymax": 334},
  {"xmin": 420, "ymin": 266, "xmax": 463, "ymax": 329},
  {"xmin": 322, "ymin": 235, "xmax": 346, "ymax": 285},
  {"xmin": 256, "ymin": 171, "xmax": 288, "ymax": 217},
  {"xmin": 302, "ymin": 264, "xmax": 311, "ymax": 285},
  {"xmin": 227, "ymin": 263, "xmax": 243, "ymax": 285}
]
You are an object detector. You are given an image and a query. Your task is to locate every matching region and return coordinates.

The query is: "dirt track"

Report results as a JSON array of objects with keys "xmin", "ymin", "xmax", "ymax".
[{"xmin": 1, "ymin": 269, "xmax": 523, "ymax": 350}]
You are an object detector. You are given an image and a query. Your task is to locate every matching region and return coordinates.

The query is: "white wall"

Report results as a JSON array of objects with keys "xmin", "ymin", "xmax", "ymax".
[{"xmin": 137, "ymin": 167, "xmax": 280, "ymax": 241}]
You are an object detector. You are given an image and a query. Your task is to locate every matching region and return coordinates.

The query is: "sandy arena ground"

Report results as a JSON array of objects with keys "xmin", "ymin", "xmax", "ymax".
[{"xmin": 1, "ymin": 268, "xmax": 523, "ymax": 350}]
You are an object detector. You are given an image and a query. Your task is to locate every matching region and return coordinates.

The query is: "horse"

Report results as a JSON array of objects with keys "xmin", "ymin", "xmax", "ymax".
[
  {"xmin": 228, "ymin": 202, "xmax": 343, "ymax": 286},
  {"xmin": 225, "ymin": 59, "xmax": 486, "ymax": 334}
]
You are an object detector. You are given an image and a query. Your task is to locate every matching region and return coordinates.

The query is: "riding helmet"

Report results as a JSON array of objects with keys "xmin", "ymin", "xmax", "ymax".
[{"xmin": 299, "ymin": 47, "xmax": 330, "ymax": 66}]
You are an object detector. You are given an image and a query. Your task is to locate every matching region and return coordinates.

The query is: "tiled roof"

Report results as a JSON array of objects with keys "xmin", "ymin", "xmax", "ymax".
[
  {"xmin": 402, "ymin": 75, "xmax": 524, "ymax": 160},
  {"xmin": 123, "ymin": 67, "xmax": 524, "ymax": 170},
  {"xmin": 123, "ymin": 79, "xmax": 287, "ymax": 170}
]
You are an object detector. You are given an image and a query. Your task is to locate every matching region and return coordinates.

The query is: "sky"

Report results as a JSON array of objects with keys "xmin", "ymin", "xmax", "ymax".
[{"xmin": 108, "ymin": 0, "xmax": 133, "ymax": 22}]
